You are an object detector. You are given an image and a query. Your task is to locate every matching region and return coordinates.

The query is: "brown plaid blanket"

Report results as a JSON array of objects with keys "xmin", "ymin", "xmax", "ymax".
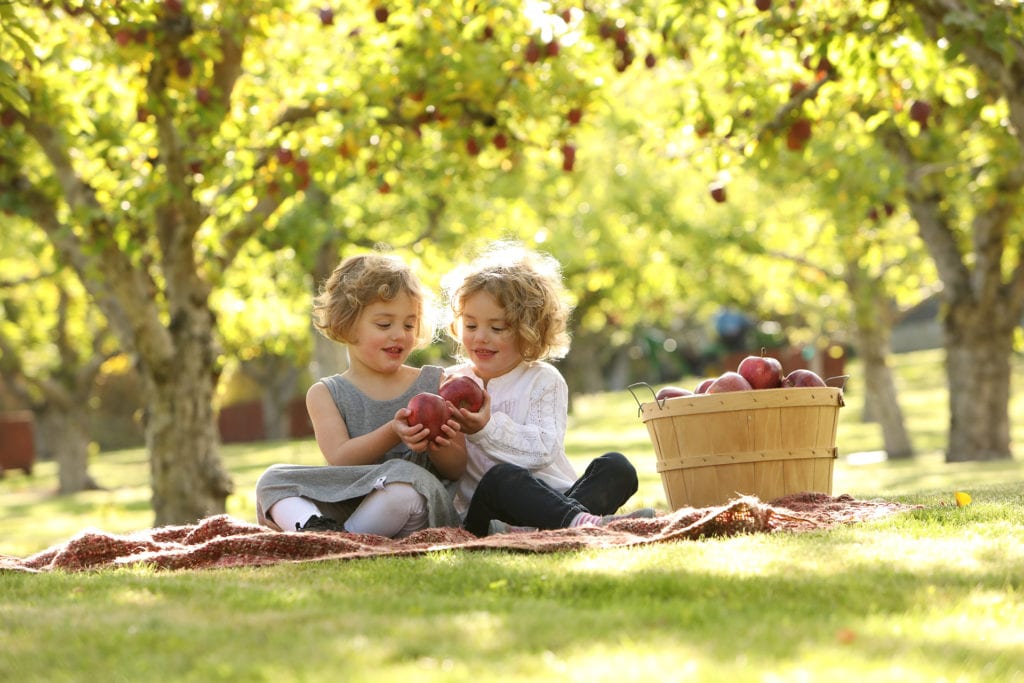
[{"xmin": 0, "ymin": 493, "xmax": 915, "ymax": 573}]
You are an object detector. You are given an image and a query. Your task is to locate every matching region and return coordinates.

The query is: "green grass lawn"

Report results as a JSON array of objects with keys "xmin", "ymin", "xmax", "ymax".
[{"xmin": 2, "ymin": 349, "xmax": 1024, "ymax": 682}]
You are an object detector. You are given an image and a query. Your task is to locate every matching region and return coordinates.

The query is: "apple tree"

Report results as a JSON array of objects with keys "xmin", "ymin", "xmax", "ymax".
[
  {"xmin": 647, "ymin": 0, "xmax": 1024, "ymax": 461},
  {"xmin": 0, "ymin": 0, "xmax": 643, "ymax": 525},
  {"xmin": 0, "ymin": 219, "xmax": 114, "ymax": 492}
]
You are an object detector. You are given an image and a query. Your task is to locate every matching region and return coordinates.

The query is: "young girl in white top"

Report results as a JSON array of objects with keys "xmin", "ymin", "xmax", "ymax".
[
  {"xmin": 442, "ymin": 242, "xmax": 650, "ymax": 536},
  {"xmin": 255, "ymin": 253, "xmax": 464, "ymax": 537}
]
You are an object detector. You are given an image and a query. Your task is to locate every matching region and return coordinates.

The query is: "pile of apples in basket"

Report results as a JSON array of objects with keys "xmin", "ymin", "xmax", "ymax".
[{"xmin": 656, "ymin": 349, "xmax": 828, "ymax": 401}]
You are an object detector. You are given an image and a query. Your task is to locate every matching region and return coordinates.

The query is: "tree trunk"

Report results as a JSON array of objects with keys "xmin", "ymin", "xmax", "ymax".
[
  {"xmin": 943, "ymin": 298, "xmax": 1015, "ymax": 462},
  {"xmin": 843, "ymin": 257, "xmax": 915, "ymax": 459},
  {"xmin": 309, "ymin": 239, "xmax": 349, "ymax": 382},
  {"xmin": 141, "ymin": 298, "xmax": 233, "ymax": 526},
  {"xmin": 36, "ymin": 407, "xmax": 101, "ymax": 494},
  {"xmin": 311, "ymin": 332, "xmax": 348, "ymax": 382},
  {"xmin": 242, "ymin": 356, "xmax": 301, "ymax": 441},
  {"xmin": 144, "ymin": 365, "xmax": 233, "ymax": 526},
  {"xmin": 851, "ymin": 324, "xmax": 915, "ymax": 460}
]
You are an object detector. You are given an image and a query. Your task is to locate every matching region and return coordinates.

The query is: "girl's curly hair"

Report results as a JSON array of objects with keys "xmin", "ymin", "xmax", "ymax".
[
  {"xmin": 445, "ymin": 242, "xmax": 573, "ymax": 362},
  {"xmin": 312, "ymin": 253, "xmax": 434, "ymax": 348}
]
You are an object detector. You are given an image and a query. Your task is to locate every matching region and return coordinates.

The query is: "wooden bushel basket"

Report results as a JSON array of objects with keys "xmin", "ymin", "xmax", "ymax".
[{"xmin": 630, "ymin": 384, "xmax": 844, "ymax": 510}]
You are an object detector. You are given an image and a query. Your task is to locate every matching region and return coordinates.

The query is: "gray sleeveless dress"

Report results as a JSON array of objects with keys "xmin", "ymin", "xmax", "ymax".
[{"xmin": 255, "ymin": 365, "xmax": 460, "ymax": 530}]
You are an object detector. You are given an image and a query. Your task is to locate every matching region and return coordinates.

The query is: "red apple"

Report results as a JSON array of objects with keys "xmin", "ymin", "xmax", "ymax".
[
  {"xmin": 783, "ymin": 369, "xmax": 827, "ymax": 388},
  {"xmin": 318, "ymin": 7, "xmax": 334, "ymax": 26},
  {"xmin": 706, "ymin": 372, "xmax": 753, "ymax": 394},
  {"xmin": 439, "ymin": 376, "xmax": 485, "ymax": 412},
  {"xmin": 656, "ymin": 386, "xmax": 693, "ymax": 401},
  {"xmin": 737, "ymin": 352, "xmax": 783, "ymax": 389},
  {"xmin": 695, "ymin": 378, "xmax": 714, "ymax": 394},
  {"xmin": 710, "ymin": 183, "xmax": 727, "ymax": 203},
  {"xmin": 407, "ymin": 392, "xmax": 451, "ymax": 442},
  {"xmin": 492, "ymin": 132, "xmax": 508, "ymax": 150},
  {"xmin": 786, "ymin": 118, "xmax": 812, "ymax": 150},
  {"xmin": 525, "ymin": 40, "xmax": 542, "ymax": 64},
  {"xmin": 567, "ymin": 107, "xmax": 583, "ymax": 125},
  {"xmin": 374, "ymin": 5, "xmax": 389, "ymax": 23},
  {"xmin": 175, "ymin": 57, "xmax": 193, "ymax": 79},
  {"xmin": 561, "ymin": 143, "xmax": 576, "ymax": 172},
  {"xmin": 909, "ymin": 99, "xmax": 932, "ymax": 130},
  {"xmin": 756, "ymin": 0, "xmax": 772, "ymax": 10},
  {"xmin": 276, "ymin": 147, "xmax": 294, "ymax": 165}
]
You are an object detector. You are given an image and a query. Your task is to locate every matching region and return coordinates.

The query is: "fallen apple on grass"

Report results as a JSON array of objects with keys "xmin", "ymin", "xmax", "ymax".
[
  {"xmin": 438, "ymin": 376, "xmax": 485, "ymax": 411},
  {"xmin": 406, "ymin": 392, "xmax": 451, "ymax": 442}
]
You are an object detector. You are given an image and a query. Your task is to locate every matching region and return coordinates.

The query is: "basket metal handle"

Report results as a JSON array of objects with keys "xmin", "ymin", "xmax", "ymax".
[
  {"xmin": 825, "ymin": 375, "xmax": 849, "ymax": 390},
  {"xmin": 627, "ymin": 382, "xmax": 662, "ymax": 417}
]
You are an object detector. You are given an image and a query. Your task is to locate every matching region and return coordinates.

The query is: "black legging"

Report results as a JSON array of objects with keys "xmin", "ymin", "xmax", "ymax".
[{"xmin": 462, "ymin": 452, "xmax": 639, "ymax": 537}]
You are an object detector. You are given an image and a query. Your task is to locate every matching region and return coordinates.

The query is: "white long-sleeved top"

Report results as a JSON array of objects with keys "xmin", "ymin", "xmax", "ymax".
[{"xmin": 447, "ymin": 360, "xmax": 579, "ymax": 518}]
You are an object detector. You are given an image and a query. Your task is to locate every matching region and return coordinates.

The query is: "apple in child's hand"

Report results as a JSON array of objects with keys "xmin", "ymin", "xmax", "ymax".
[
  {"xmin": 783, "ymin": 369, "xmax": 827, "ymax": 388},
  {"xmin": 656, "ymin": 386, "xmax": 693, "ymax": 400},
  {"xmin": 706, "ymin": 371, "xmax": 753, "ymax": 394},
  {"xmin": 737, "ymin": 350, "xmax": 783, "ymax": 389},
  {"xmin": 407, "ymin": 392, "xmax": 451, "ymax": 442},
  {"xmin": 438, "ymin": 376, "xmax": 485, "ymax": 411}
]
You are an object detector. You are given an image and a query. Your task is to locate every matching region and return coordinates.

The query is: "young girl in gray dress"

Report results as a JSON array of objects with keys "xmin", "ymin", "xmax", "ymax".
[{"xmin": 255, "ymin": 253, "xmax": 464, "ymax": 537}]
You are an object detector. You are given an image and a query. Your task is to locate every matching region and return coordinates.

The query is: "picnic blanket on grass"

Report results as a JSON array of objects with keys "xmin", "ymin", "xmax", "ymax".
[{"xmin": 0, "ymin": 493, "xmax": 915, "ymax": 573}]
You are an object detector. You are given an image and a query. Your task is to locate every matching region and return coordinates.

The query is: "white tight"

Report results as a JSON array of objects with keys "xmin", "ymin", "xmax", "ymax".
[{"xmin": 268, "ymin": 483, "xmax": 429, "ymax": 539}]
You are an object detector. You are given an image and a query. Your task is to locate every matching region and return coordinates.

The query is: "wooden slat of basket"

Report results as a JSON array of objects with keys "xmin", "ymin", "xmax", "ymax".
[{"xmin": 655, "ymin": 447, "xmax": 838, "ymax": 471}]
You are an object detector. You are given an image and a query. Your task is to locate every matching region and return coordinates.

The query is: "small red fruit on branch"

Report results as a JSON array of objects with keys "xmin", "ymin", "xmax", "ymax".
[
  {"xmin": 709, "ymin": 183, "xmax": 727, "ymax": 203},
  {"xmin": 909, "ymin": 99, "xmax": 932, "ymax": 130},
  {"xmin": 561, "ymin": 143, "xmax": 576, "ymax": 172}
]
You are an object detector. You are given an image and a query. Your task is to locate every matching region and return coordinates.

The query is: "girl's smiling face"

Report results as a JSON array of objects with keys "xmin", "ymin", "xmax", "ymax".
[
  {"xmin": 346, "ymin": 292, "xmax": 420, "ymax": 374},
  {"xmin": 459, "ymin": 291, "xmax": 523, "ymax": 381}
]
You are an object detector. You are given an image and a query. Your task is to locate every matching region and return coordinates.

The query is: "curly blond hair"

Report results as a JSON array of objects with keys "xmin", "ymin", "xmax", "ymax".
[
  {"xmin": 312, "ymin": 253, "xmax": 434, "ymax": 348},
  {"xmin": 445, "ymin": 242, "xmax": 573, "ymax": 362}
]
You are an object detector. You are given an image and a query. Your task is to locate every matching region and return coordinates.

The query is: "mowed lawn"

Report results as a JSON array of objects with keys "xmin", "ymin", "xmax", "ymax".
[{"xmin": 1, "ymin": 348, "xmax": 1023, "ymax": 682}]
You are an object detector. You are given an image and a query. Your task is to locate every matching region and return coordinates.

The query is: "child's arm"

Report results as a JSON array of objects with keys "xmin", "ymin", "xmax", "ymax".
[
  {"xmin": 306, "ymin": 382, "xmax": 403, "ymax": 466},
  {"xmin": 459, "ymin": 380, "xmax": 567, "ymax": 470},
  {"xmin": 425, "ymin": 422, "xmax": 467, "ymax": 480},
  {"xmin": 392, "ymin": 407, "xmax": 467, "ymax": 480}
]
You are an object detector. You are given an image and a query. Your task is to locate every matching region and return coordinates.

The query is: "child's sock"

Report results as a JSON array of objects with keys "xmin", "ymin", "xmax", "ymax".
[{"xmin": 570, "ymin": 512, "xmax": 603, "ymax": 527}]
